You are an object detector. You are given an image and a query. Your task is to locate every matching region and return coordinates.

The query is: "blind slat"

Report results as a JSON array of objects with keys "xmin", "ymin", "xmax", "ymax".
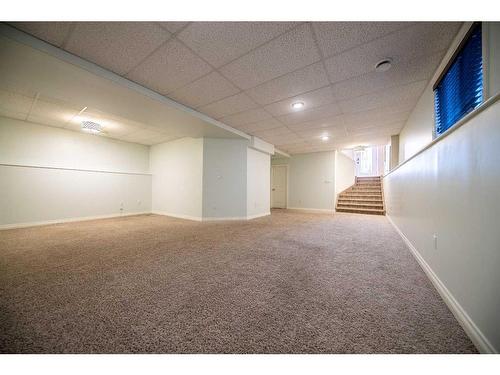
[{"xmin": 434, "ymin": 24, "xmax": 483, "ymax": 136}]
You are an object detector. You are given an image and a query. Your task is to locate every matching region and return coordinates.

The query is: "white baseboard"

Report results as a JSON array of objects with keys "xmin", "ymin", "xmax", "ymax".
[
  {"xmin": 153, "ymin": 211, "xmax": 271, "ymax": 222},
  {"xmin": 246, "ymin": 212, "xmax": 271, "ymax": 220},
  {"xmin": 0, "ymin": 211, "xmax": 151, "ymax": 230},
  {"xmin": 202, "ymin": 216, "xmax": 247, "ymax": 221},
  {"xmin": 386, "ymin": 214, "xmax": 496, "ymax": 354},
  {"xmin": 151, "ymin": 211, "xmax": 202, "ymax": 222},
  {"xmin": 287, "ymin": 207, "xmax": 334, "ymax": 214}
]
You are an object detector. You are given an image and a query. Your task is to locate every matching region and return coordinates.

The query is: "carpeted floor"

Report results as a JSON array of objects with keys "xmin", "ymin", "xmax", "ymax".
[{"xmin": 0, "ymin": 210, "xmax": 477, "ymax": 353}]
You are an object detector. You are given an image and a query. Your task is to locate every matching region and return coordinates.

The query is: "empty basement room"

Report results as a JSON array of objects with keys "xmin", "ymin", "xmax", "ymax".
[{"xmin": 1, "ymin": 1, "xmax": 500, "ymax": 372}]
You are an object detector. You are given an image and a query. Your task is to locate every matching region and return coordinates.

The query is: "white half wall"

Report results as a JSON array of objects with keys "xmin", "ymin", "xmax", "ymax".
[
  {"xmin": 272, "ymin": 151, "xmax": 335, "ymax": 211},
  {"xmin": 202, "ymin": 138, "xmax": 248, "ymax": 219},
  {"xmin": 247, "ymin": 147, "xmax": 271, "ymax": 219},
  {"xmin": 0, "ymin": 117, "xmax": 151, "ymax": 228},
  {"xmin": 385, "ymin": 100, "xmax": 500, "ymax": 353},
  {"xmin": 150, "ymin": 137, "xmax": 203, "ymax": 220},
  {"xmin": 334, "ymin": 151, "xmax": 356, "ymax": 199}
]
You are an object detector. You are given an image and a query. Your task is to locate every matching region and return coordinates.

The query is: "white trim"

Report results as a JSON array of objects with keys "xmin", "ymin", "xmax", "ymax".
[
  {"xmin": 246, "ymin": 212, "xmax": 271, "ymax": 220},
  {"xmin": 274, "ymin": 148, "xmax": 291, "ymax": 158},
  {"xmin": 0, "ymin": 212, "xmax": 151, "ymax": 230},
  {"xmin": 287, "ymin": 207, "xmax": 334, "ymax": 214},
  {"xmin": 202, "ymin": 216, "xmax": 247, "ymax": 222},
  {"xmin": 0, "ymin": 162, "xmax": 152, "ymax": 176},
  {"xmin": 151, "ymin": 211, "xmax": 203, "ymax": 222},
  {"xmin": 386, "ymin": 214, "xmax": 497, "ymax": 354}
]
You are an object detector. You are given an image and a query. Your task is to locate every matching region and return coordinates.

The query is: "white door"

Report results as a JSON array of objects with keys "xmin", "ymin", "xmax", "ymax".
[{"xmin": 271, "ymin": 165, "xmax": 287, "ymax": 208}]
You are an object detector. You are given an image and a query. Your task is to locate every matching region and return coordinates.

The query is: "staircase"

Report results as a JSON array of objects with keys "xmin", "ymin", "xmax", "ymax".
[{"xmin": 336, "ymin": 176, "xmax": 385, "ymax": 215}]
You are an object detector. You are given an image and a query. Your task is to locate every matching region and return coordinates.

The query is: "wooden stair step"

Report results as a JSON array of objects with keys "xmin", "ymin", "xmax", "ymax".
[
  {"xmin": 338, "ymin": 198, "xmax": 383, "ymax": 203},
  {"xmin": 337, "ymin": 203, "xmax": 384, "ymax": 210},
  {"xmin": 336, "ymin": 207, "xmax": 385, "ymax": 215}
]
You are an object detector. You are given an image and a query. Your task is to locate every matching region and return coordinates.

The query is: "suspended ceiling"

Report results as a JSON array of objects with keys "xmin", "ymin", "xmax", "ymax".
[{"xmin": 2, "ymin": 21, "xmax": 462, "ymax": 152}]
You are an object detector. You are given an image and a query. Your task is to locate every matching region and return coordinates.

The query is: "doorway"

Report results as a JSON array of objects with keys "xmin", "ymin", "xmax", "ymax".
[{"xmin": 271, "ymin": 165, "xmax": 287, "ymax": 208}]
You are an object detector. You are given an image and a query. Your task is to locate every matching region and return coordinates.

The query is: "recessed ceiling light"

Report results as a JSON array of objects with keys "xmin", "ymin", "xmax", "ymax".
[
  {"xmin": 375, "ymin": 58, "xmax": 393, "ymax": 72},
  {"xmin": 291, "ymin": 101, "xmax": 304, "ymax": 109},
  {"xmin": 321, "ymin": 135, "xmax": 330, "ymax": 141},
  {"xmin": 81, "ymin": 120, "xmax": 102, "ymax": 134}
]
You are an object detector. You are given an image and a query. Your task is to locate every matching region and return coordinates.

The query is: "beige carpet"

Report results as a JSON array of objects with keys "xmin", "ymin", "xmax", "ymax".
[{"xmin": 0, "ymin": 210, "xmax": 477, "ymax": 353}]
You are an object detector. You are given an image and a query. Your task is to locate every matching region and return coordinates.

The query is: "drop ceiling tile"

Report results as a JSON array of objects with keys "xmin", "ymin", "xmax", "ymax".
[
  {"xmin": 10, "ymin": 22, "xmax": 73, "ymax": 47},
  {"xmin": 237, "ymin": 118, "xmax": 283, "ymax": 133},
  {"xmin": 245, "ymin": 62, "xmax": 329, "ymax": 105},
  {"xmin": 65, "ymin": 22, "xmax": 171, "ymax": 75},
  {"xmin": 168, "ymin": 71, "xmax": 240, "ymax": 108},
  {"xmin": 277, "ymin": 102, "xmax": 342, "ymax": 126},
  {"xmin": 177, "ymin": 22, "xmax": 298, "ymax": 68},
  {"xmin": 295, "ymin": 125, "xmax": 346, "ymax": 139},
  {"xmin": 121, "ymin": 128, "xmax": 164, "ymax": 142},
  {"xmin": 324, "ymin": 22, "xmax": 461, "ymax": 84},
  {"xmin": 253, "ymin": 126, "xmax": 293, "ymax": 138},
  {"xmin": 338, "ymin": 80, "xmax": 427, "ymax": 114},
  {"xmin": 198, "ymin": 92, "xmax": 258, "ymax": 119},
  {"xmin": 349, "ymin": 122, "xmax": 405, "ymax": 136},
  {"xmin": 0, "ymin": 89, "xmax": 33, "ymax": 119},
  {"xmin": 220, "ymin": 108, "xmax": 272, "ymax": 127},
  {"xmin": 220, "ymin": 24, "xmax": 321, "ymax": 90},
  {"xmin": 287, "ymin": 114, "xmax": 345, "ymax": 131},
  {"xmin": 312, "ymin": 22, "xmax": 412, "ymax": 58},
  {"xmin": 28, "ymin": 97, "xmax": 82, "ymax": 128},
  {"xmin": 157, "ymin": 22, "xmax": 190, "ymax": 33},
  {"xmin": 331, "ymin": 51, "xmax": 443, "ymax": 100},
  {"xmin": 126, "ymin": 39, "xmax": 212, "ymax": 95},
  {"xmin": 264, "ymin": 86, "xmax": 335, "ymax": 117},
  {"xmin": 262, "ymin": 133, "xmax": 303, "ymax": 146},
  {"xmin": 342, "ymin": 108, "xmax": 411, "ymax": 130}
]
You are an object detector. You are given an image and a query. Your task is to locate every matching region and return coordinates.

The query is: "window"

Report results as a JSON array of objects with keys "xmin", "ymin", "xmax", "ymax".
[{"xmin": 434, "ymin": 23, "xmax": 483, "ymax": 136}]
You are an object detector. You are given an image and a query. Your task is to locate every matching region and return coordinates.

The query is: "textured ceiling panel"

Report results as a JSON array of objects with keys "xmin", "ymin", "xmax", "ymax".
[
  {"xmin": 11, "ymin": 22, "xmax": 72, "ymax": 47},
  {"xmin": 8, "ymin": 21, "xmax": 463, "ymax": 153},
  {"xmin": 168, "ymin": 71, "xmax": 239, "ymax": 108},
  {"xmin": 331, "ymin": 51, "xmax": 443, "ymax": 101},
  {"xmin": 338, "ymin": 80, "xmax": 427, "ymax": 114},
  {"xmin": 198, "ymin": 92, "xmax": 258, "ymax": 119},
  {"xmin": 126, "ymin": 39, "xmax": 212, "ymax": 95},
  {"xmin": 219, "ymin": 24, "xmax": 321, "ymax": 89},
  {"xmin": 236, "ymin": 118, "xmax": 283, "ymax": 133},
  {"xmin": 312, "ymin": 22, "xmax": 411, "ymax": 58},
  {"xmin": 65, "ymin": 22, "xmax": 171, "ymax": 75},
  {"xmin": 28, "ymin": 97, "xmax": 81, "ymax": 128},
  {"xmin": 0, "ymin": 89, "xmax": 33, "ymax": 119},
  {"xmin": 157, "ymin": 22, "xmax": 190, "ymax": 34},
  {"xmin": 245, "ymin": 62, "xmax": 329, "ymax": 105},
  {"xmin": 264, "ymin": 86, "xmax": 335, "ymax": 117},
  {"xmin": 324, "ymin": 22, "xmax": 461, "ymax": 84},
  {"xmin": 178, "ymin": 22, "xmax": 298, "ymax": 67},
  {"xmin": 220, "ymin": 108, "xmax": 272, "ymax": 127},
  {"xmin": 278, "ymin": 102, "xmax": 342, "ymax": 126}
]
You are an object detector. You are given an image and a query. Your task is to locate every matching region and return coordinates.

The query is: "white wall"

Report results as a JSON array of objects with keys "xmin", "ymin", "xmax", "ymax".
[
  {"xmin": 0, "ymin": 117, "xmax": 151, "ymax": 228},
  {"xmin": 334, "ymin": 151, "xmax": 356, "ymax": 200},
  {"xmin": 398, "ymin": 87, "xmax": 435, "ymax": 163},
  {"xmin": 150, "ymin": 137, "xmax": 203, "ymax": 220},
  {"xmin": 384, "ymin": 22, "xmax": 500, "ymax": 353},
  {"xmin": 202, "ymin": 138, "xmax": 248, "ymax": 219},
  {"xmin": 247, "ymin": 148, "xmax": 271, "ymax": 218},
  {"xmin": 272, "ymin": 151, "xmax": 335, "ymax": 211},
  {"xmin": 384, "ymin": 100, "xmax": 500, "ymax": 353}
]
